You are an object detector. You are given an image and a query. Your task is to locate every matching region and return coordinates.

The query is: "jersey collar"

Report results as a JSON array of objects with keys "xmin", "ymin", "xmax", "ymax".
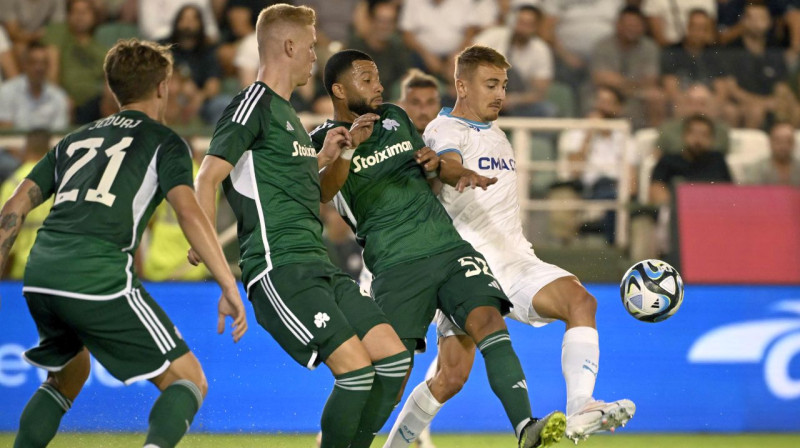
[{"xmin": 439, "ymin": 107, "xmax": 492, "ymax": 129}]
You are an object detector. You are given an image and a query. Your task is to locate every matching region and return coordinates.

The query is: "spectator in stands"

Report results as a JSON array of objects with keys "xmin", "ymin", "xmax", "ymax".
[
  {"xmin": 741, "ymin": 122, "xmax": 800, "ymax": 185},
  {"xmin": 474, "ymin": 4, "xmax": 556, "ymax": 117},
  {"xmin": 642, "ymin": 0, "xmax": 716, "ymax": 47},
  {"xmin": 399, "ymin": 0, "xmax": 479, "ymax": 82},
  {"xmin": 656, "ymin": 83, "xmax": 730, "ymax": 155},
  {"xmin": 0, "ymin": 129, "xmax": 53, "ymax": 279},
  {"xmin": 138, "ymin": 0, "xmax": 219, "ymax": 42},
  {"xmin": 592, "ymin": 6, "xmax": 665, "ymax": 127},
  {"xmin": 217, "ymin": 1, "xmax": 287, "ymax": 77},
  {"xmin": 649, "ymin": 114, "xmax": 732, "ymax": 206},
  {"xmin": 0, "ymin": 0, "xmax": 65, "ymax": 56},
  {"xmin": 0, "ymin": 42, "xmax": 69, "ymax": 130},
  {"xmin": 397, "ymin": 68, "xmax": 440, "ymax": 133},
  {"xmin": 0, "ymin": 25, "xmax": 19, "ymax": 84},
  {"xmin": 560, "ymin": 85, "xmax": 638, "ymax": 242},
  {"xmin": 718, "ymin": 0, "xmax": 800, "ymax": 59},
  {"xmin": 347, "ymin": 0, "xmax": 411, "ymax": 96},
  {"xmin": 540, "ymin": 0, "xmax": 624, "ymax": 96},
  {"xmin": 304, "ymin": 0, "xmax": 360, "ymax": 52},
  {"xmin": 43, "ymin": 0, "xmax": 107, "ymax": 124},
  {"xmin": 724, "ymin": 3, "xmax": 794, "ymax": 129},
  {"xmin": 660, "ymin": 9, "xmax": 730, "ymax": 109},
  {"xmin": 162, "ymin": 4, "xmax": 227, "ymax": 124}
]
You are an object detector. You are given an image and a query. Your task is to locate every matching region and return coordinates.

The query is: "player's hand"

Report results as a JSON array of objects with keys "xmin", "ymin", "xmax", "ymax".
[
  {"xmin": 455, "ymin": 170, "xmax": 498, "ymax": 192},
  {"xmin": 187, "ymin": 248, "xmax": 202, "ymax": 266},
  {"xmin": 319, "ymin": 126, "xmax": 353, "ymax": 166},
  {"xmin": 414, "ymin": 147, "xmax": 439, "ymax": 175},
  {"xmin": 349, "ymin": 113, "xmax": 379, "ymax": 148},
  {"xmin": 217, "ymin": 287, "xmax": 247, "ymax": 343}
]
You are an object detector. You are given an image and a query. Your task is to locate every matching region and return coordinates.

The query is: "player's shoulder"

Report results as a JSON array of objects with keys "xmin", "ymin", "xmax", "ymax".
[
  {"xmin": 223, "ymin": 81, "xmax": 275, "ymax": 122},
  {"xmin": 378, "ymin": 102, "xmax": 408, "ymax": 118},
  {"xmin": 309, "ymin": 119, "xmax": 345, "ymax": 147},
  {"xmin": 424, "ymin": 108, "xmax": 473, "ymax": 137}
]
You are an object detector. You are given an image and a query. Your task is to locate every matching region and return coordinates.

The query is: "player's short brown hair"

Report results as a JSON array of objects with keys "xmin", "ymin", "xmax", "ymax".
[
  {"xmin": 455, "ymin": 45, "xmax": 510, "ymax": 80},
  {"xmin": 256, "ymin": 4, "xmax": 316, "ymax": 48},
  {"xmin": 103, "ymin": 38, "xmax": 172, "ymax": 106},
  {"xmin": 400, "ymin": 68, "xmax": 439, "ymax": 93}
]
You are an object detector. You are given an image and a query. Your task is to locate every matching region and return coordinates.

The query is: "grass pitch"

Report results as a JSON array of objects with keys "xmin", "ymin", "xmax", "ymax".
[{"xmin": 1, "ymin": 433, "xmax": 799, "ymax": 447}]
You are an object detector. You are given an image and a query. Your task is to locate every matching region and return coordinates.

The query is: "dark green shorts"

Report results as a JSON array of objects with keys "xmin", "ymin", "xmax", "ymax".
[
  {"xmin": 23, "ymin": 287, "xmax": 190, "ymax": 385},
  {"xmin": 249, "ymin": 261, "xmax": 388, "ymax": 370},
  {"xmin": 372, "ymin": 244, "xmax": 510, "ymax": 352}
]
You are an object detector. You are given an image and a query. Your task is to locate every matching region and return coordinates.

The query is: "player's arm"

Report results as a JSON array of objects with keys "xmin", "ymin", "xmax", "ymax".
[
  {"xmin": 438, "ymin": 152, "xmax": 498, "ymax": 193},
  {"xmin": 318, "ymin": 113, "xmax": 379, "ymax": 203},
  {"xmin": 0, "ymin": 179, "xmax": 45, "ymax": 276},
  {"xmin": 193, "ymin": 155, "xmax": 234, "ymax": 261},
  {"xmin": 167, "ymin": 182, "xmax": 247, "ymax": 342}
]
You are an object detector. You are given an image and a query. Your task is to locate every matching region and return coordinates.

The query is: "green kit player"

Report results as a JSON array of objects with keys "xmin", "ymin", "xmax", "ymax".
[
  {"xmin": 310, "ymin": 49, "xmax": 565, "ymax": 448},
  {"xmin": 0, "ymin": 39, "xmax": 247, "ymax": 448},
  {"xmin": 191, "ymin": 5, "xmax": 411, "ymax": 448}
]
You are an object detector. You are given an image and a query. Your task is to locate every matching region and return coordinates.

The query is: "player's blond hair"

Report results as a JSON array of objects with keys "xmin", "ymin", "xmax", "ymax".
[
  {"xmin": 104, "ymin": 38, "xmax": 173, "ymax": 106},
  {"xmin": 455, "ymin": 45, "xmax": 511, "ymax": 80},
  {"xmin": 256, "ymin": 4, "xmax": 316, "ymax": 51}
]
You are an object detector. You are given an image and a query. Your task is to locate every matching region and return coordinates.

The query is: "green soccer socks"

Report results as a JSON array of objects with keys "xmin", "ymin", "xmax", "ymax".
[
  {"xmin": 478, "ymin": 330, "xmax": 533, "ymax": 437},
  {"xmin": 144, "ymin": 379, "xmax": 204, "ymax": 448},
  {"xmin": 320, "ymin": 365, "xmax": 376, "ymax": 448},
  {"xmin": 14, "ymin": 383, "xmax": 72, "ymax": 448}
]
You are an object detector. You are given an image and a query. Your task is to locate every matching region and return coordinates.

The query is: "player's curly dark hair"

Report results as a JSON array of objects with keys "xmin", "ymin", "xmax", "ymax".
[{"xmin": 323, "ymin": 49, "xmax": 374, "ymax": 96}]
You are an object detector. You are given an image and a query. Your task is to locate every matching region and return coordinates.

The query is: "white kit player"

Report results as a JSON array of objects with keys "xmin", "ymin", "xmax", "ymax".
[{"xmin": 383, "ymin": 45, "xmax": 635, "ymax": 447}]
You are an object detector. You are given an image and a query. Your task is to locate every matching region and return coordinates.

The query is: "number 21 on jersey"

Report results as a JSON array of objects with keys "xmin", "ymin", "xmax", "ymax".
[{"xmin": 54, "ymin": 136, "xmax": 132, "ymax": 207}]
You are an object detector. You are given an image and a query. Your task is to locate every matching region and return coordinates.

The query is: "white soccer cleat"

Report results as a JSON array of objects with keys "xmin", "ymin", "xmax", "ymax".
[{"xmin": 565, "ymin": 399, "xmax": 636, "ymax": 444}]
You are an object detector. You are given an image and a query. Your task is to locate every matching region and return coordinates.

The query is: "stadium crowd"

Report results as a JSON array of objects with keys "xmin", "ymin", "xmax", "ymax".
[{"xmin": 0, "ymin": 0, "xmax": 799, "ymax": 281}]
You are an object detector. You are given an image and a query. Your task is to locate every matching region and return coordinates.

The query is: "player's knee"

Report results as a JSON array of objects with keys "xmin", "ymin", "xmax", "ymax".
[
  {"xmin": 571, "ymin": 291, "xmax": 597, "ymax": 319},
  {"xmin": 441, "ymin": 368, "xmax": 469, "ymax": 399},
  {"xmin": 466, "ymin": 306, "xmax": 506, "ymax": 337},
  {"xmin": 191, "ymin": 371, "xmax": 209, "ymax": 398}
]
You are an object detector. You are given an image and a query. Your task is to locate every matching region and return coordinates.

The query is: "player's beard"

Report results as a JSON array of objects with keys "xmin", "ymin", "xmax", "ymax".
[{"xmin": 348, "ymin": 96, "xmax": 379, "ymax": 116}]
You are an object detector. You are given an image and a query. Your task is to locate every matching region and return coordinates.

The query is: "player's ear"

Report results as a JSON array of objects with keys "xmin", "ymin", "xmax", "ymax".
[
  {"xmin": 156, "ymin": 78, "xmax": 168, "ymax": 100},
  {"xmin": 455, "ymin": 78, "xmax": 467, "ymax": 99},
  {"xmin": 284, "ymin": 38, "xmax": 294, "ymax": 58},
  {"xmin": 331, "ymin": 83, "xmax": 347, "ymax": 101}
]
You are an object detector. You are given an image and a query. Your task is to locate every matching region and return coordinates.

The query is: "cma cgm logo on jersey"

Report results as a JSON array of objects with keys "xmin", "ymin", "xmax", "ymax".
[
  {"xmin": 688, "ymin": 300, "xmax": 800, "ymax": 400},
  {"xmin": 478, "ymin": 157, "xmax": 516, "ymax": 171}
]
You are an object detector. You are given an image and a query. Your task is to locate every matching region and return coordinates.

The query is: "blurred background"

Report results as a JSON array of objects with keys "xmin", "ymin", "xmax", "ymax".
[{"xmin": 0, "ymin": 0, "xmax": 798, "ymax": 444}]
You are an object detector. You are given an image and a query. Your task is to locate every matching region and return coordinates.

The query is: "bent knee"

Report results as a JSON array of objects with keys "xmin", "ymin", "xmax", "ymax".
[{"xmin": 436, "ymin": 365, "xmax": 471, "ymax": 400}]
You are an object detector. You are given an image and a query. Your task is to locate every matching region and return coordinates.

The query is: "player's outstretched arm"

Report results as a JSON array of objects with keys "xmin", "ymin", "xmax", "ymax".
[
  {"xmin": 318, "ymin": 114, "xmax": 378, "ymax": 202},
  {"xmin": 438, "ymin": 152, "xmax": 498, "ymax": 193},
  {"xmin": 0, "ymin": 179, "xmax": 45, "ymax": 278},
  {"xmin": 167, "ymin": 184, "xmax": 247, "ymax": 342}
]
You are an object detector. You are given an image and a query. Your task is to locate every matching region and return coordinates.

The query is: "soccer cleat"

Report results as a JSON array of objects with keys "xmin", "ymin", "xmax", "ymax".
[
  {"xmin": 565, "ymin": 399, "xmax": 636, "ymax": 444},
  {"xmin": 518, "ymin": 411, "xmax": 566, "ymax": 448}
]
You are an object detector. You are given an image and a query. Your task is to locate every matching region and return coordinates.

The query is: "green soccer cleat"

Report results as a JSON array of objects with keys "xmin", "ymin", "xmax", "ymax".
[{"xmin": 518, "ymin": 411, "xmax": 567, "ymax": 448}]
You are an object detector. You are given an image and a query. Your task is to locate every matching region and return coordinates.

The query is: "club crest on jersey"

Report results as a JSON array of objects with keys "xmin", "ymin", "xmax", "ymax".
[
  {"xmin": 353, "ymin": 140, "xmax": 413, "ymax": 173},
  {"xmin": 291, "ymin": 141, "xmax": 317, "ymax": 158},
  {"xmin": 478, "ymin": 157, "xmax": 516, "ymax": 171},
  {"xmin": 382, "ymin": 118, "xmax": 400, "ymax": 131}
]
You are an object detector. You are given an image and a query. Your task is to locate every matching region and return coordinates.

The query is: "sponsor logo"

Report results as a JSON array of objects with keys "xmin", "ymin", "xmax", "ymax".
[
  {"xmin": 314, "ymin": 312, "xmax": 330, "ymax": 329},
  {"xmin": 352, "ymin": 140, "xmax": 413, "ymax": 173},
  {"xmin": 478, "ymin": 157, "xmax": 516, "ymax": 171},
  {"xmin": 291, "ymin": 141, "xmax": 317, "ymax": 158},
  {"xmin": 398, "ymin": 425, "xmax": 416, "ymax": 443},
  {"xmin": 512, "ymin": 380, "xmax": 528, "ymax": 390},
  {"xmin": 688, "ymin": 300, "xmax": 800, "ymax": 400}
]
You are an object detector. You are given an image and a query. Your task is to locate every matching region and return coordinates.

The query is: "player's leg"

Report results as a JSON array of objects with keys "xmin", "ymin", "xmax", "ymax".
[
  {"xmin": 384, "ymin": 320, "xmax": 474, "ymax": 448},
  {"xmin": 527, "ymin": 276, "xmax": 635, "ymax": 441},
  {"xmin": 146, "ymin": 352, "xmax": 208, "ymax": 448},
  {"xmin": 334, "ymin": 273, "xmax": 413, "ymax": 448},
  {"xmin": 16, "ymin": 294, "xmax": 91, "ymax": 448}
]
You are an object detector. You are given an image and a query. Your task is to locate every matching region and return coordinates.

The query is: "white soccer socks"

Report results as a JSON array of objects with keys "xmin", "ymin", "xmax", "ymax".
[
  {"xmin": 561, "ymin": 326, "xmax": 600, "ymax": 416},
  {"xmin": 384, "ymin": 381, "xmax": 443, "ymax": 448}
]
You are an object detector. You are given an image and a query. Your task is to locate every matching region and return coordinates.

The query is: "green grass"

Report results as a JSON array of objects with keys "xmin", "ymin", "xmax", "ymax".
[{"xmin": 2, "ymin": 433, "xmax": 800, "ymax": 447}]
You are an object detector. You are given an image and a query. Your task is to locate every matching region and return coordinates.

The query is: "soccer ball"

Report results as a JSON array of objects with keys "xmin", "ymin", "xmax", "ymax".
[{"xmin": 620, "ymin": 259, "xmax": 684, "ymax": 322}]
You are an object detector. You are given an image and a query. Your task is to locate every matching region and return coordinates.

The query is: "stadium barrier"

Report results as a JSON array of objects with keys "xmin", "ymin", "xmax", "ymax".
[{"xmin": 2, "ymin": 281, "xmax": 799, "ymax": 433}]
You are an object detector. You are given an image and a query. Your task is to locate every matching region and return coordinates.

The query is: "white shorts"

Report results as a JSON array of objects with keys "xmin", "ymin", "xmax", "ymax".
[{"xmin": 436, "ymin": 251, "xmax": 573, "ymax": 338}]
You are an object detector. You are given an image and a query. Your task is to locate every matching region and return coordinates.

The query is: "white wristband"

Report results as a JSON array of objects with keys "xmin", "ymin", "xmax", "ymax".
[
  {"xmin": 340, "ymin": 148, "xmax": 356, "ymax": 160},
  {"xmin": 425, "ymin": 169, "xmax": 438, "ymax": 179}
]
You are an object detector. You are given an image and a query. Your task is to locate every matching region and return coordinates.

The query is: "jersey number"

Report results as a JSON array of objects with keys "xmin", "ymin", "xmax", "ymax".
[
  {"xmin": 458, "ymin": 256, "xmax": 495, "ymax": 279},
  {"xmin": 55, "ymin": 136, "xmax": 132, "ymax": 207}
]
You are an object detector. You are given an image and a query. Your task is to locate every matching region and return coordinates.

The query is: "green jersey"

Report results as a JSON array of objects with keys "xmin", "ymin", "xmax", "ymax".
[
  {"xmin": 23, "ymin": 110, "xmax": 194, "ymax": 299},
  {"xmin": 310, "ymin": 103, "xmax": 465, "ymax": 275},
  {"xmin": 208, "ymin": 81, "xmax": 329, "ymax": 290}
]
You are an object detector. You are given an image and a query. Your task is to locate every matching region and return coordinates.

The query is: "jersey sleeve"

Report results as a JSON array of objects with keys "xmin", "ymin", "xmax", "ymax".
[
  {"xmin": 156, "ymin": 134, "xmax": 194, "ymax": 195},
  {"xmin": 25, "ymin": 149, "xmax": 57, "ymax": 199},
  {"xmin": 424, "ymin": 120, "xmax": 464, "ymax": 161},
  {"xmin": 207, "ymin": 90, "xmax": 267, "ymax": 165}
]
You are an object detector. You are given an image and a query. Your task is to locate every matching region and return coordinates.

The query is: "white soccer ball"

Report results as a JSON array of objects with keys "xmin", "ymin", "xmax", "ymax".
[{"xmin": 620, "ymin": 259, "xmax": 684, "ymax": 322}]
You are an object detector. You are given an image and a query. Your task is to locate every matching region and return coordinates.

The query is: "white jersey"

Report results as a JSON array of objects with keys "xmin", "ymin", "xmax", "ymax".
[
  {"xmin": 425, "ymin": 108, "xmax": 531, "ymax": 283},
  {"xmin": 426, "ymin": 108, "xmax": 571, "ymax": 329}
]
